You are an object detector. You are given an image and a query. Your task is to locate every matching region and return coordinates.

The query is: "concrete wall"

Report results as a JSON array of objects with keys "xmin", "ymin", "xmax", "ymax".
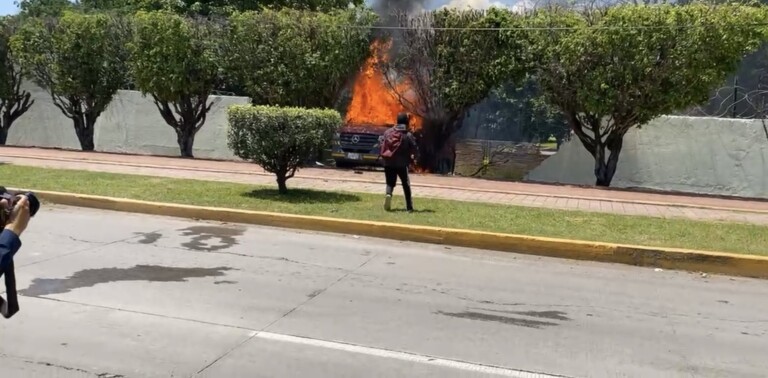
[
  {"xmin": 8, "ymin": 82, "xmax": 251, "ymax": 160},
  {"xmin": 526, "ymin": 116, "xmax": 768, "ymax": 199},
  {"xmin": 9, "ymin": 82, "xmax": 768, "ymax": 199}
]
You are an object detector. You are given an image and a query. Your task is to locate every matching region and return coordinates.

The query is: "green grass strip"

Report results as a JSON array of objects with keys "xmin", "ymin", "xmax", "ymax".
[{"xmin": 4, "ymin": 164, "xmax": 767, "ymax": 256}]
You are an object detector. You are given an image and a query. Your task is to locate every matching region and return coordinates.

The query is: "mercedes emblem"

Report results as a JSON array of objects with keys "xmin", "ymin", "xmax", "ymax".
[{"xmin": 351, "ymin": 135, "xmax": 360, "ymax": 144}]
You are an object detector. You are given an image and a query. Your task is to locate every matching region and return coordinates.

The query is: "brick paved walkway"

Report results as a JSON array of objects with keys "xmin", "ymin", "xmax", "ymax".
[{"xmin": 3, "ymin": 146, "xmax": 768, "ymax": 225}]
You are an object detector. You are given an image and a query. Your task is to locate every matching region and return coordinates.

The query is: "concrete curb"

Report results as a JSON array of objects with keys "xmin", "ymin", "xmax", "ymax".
[
  {"xmin": 24, "ymin": 188, "xmax": 768, "ymax": 280},
  {"xmin": 5, "ymin": 152, "xmax": 768, "ymax": 215}
]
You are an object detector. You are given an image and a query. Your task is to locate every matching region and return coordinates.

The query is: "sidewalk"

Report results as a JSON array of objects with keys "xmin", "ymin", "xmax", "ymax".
[{"xmin": 3, "ymin": 146, "xmax": 768, "ymax": 225}]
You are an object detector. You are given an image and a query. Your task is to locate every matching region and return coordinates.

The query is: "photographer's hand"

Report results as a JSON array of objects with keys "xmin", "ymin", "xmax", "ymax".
[{"xmin": 5, "ymin": 196, "xmax": 30, "ymax": 237}]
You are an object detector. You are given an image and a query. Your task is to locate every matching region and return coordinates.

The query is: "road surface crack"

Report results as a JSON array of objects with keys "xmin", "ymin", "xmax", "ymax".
[
  {"xmin": 0, "ymin": 353, "xmax": 123, "ymax": 377},
  {"xmin": 121, "ymin": 240, "xmax": 348, "ymax": 272},
  {"xmin": 193, "ymin": 252, "xmax": 380, "ymax": 375},
  {"xmin": 16, "ymin": 230, "xmax": 166, "ymax": 270},
  {"xmin": 347, "ymin": 274, "xmax": 768, "ymax": 324}
]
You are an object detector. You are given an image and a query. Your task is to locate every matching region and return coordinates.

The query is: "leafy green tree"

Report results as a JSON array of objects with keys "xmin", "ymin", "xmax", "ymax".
[
  {"xmin": 11, "ymin": 11, "xmax": 129, "ymax": 151},
  {"xmin": 128, "ymin": 11, "xmax": 221, "ymax": 158},
  {"xmin": 382, "ymin": 8, "xmax": 530, "ymax": 170},
  {"xmin": 14, "ymin": 0, "xmax": 75, "ymax": 18},
  {"xmin": 78, "ymin": 0, "xmax": 365, "ymax": 16},
  {"xmin": 224, "ymin": 8, "xmax": 375, "ymax": 109},
  {"xmin": 0, "ymin": 17, "xmax": 34, "ymax": 145},
  {"xmin": 203, "ymin": 0, "xmax": 365, "ymax": 15},
  {"xmin": 252, "ymin": 0, "xmax": 364, "ymax": 11},
  {"xmin": 492, "ymin": 78, "xmax": 569, "ymax": 145},
  {"xmin": 529, "ymin": 3, "xmax": 768, "ymax": 186},
  {"xmin": 227, "ymin": 105, "xmax": 342, "ymax": 193}
]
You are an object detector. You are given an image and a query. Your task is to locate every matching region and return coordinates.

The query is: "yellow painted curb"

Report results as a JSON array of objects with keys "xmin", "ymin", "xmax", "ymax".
[{"xmin": 23, "ymin": 188, "xmax": 768, "ymax": 280}]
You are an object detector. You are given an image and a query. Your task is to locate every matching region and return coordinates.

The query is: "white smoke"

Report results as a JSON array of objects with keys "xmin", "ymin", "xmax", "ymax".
[
  {"xmin": 441, "ymin": 0, "xmax": 510, "ymax": 9},
  {"xmin": 440, "ymin": 0, "xmax": 537, "ymax": 13}
]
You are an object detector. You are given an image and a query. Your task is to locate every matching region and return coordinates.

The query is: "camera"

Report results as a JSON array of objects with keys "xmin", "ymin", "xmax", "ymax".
[
  {"xmin": 0, "ymin": 187, "xmax": 40, "ymax": 319},
  {"xmin": 0, "ymin": 187, "xmax": 40, "ymax": 227}
]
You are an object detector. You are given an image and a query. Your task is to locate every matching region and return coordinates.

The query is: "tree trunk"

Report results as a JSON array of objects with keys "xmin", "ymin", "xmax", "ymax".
[
  {"xmin": 594, "ymin": 136, "xmax": 623, "ymax": 187},
  {"xmin": 73, "ymin": 114, "xmax": 96, "ymax": 151},
  {"xmin": 416, "ymin": 112, "xmax": 465, "ymax": 172},
  {"xmin": 0, "ymin": 111, "xmax": 11, "ymax": 145},
  {"xmin": 176, "ymin": 126, "xmax": 197, "ymax": 158},
  {"xmin": 154, "ymin": 95, "xmax": 210, "ymax": 159},
  {"xmin": 276, "ymin": 172, "xmax": 288, "ymax": 194}
]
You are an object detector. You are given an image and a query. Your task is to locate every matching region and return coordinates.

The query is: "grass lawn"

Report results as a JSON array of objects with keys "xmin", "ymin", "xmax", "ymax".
[{"xmin": 3, "ymin": 164, "xmax": 767, "ymax": 256}]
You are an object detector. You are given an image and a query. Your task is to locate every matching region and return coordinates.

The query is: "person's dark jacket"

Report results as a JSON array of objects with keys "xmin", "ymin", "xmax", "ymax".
[
  {"xmin": 0, "ymin": 229, "xmax": 22, "ymax": 272},
  {"xmin": 380, "ymin": 125, "xmax": 419, "ymax": 168}
]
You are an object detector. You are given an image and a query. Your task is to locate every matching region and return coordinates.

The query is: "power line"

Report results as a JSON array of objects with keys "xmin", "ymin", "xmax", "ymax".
[
  {"xmin": 350, "ymin": 23, "xmax": 768, "ymax": 31},
  {"xmin": 206, "ymin": 19, "xmax": 768, "ymax": 31}
]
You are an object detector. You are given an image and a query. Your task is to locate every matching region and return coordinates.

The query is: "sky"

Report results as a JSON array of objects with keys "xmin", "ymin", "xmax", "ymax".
[
  {"xmin": 0, "ymin": 1, "xmax": 19, "ymax": 16},
  {"xmin": 0, "ymin": 0, "xmax": 520, "ymax": 16}
]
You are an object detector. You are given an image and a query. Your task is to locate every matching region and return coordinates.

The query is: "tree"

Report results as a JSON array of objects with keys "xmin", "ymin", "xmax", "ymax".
[
  {"xmin": 129, "ymin": 11, "xmax": 221, "ymax": 158},
  {"xmin": 200, "ymin": 0, "xmax": 366, "ymax": 15},
  {"xmin": 381, "ymin": 8, "xmax": 530, "ymax": 170},
  {"xmin": 493, "ymin": 78, "xmax": 569, "ymax": 146},
  {"xmin": 14, "ymin": 0, "xmax": 75, "ymax": 18},
  {"xmin": 224, "ymin": 8, "xmax": 376, "ymax": 109},
  {"xmin": 0, "ymin": 17, "xmax": 35, "ymax": 146},
  {"xmin": 529, "ymin": 3, "xmax": 768, "ymax": 186},
  {"xmin": 227, "ymin": 105, "xmax": 341, "ymax": 193},
  {"xmin": 78, "ymin": 0, "xmax": 366, "ymax": 16},
  {"xmin": 11, "ymin": 11, "xmax": 129, "ymax": 151},
  {"xmin": 254, "ymin": 0, "xmax": 365, "ymax": 11}
]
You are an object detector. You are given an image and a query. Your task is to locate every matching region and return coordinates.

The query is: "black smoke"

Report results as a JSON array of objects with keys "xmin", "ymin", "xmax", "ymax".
[
  {"xmin": 372, "ymin": 0, "xmax": 429, "ymax": 13},
  {"xmin": 371, "ymin": 0, "xmax": 430, "ymax": 25}
]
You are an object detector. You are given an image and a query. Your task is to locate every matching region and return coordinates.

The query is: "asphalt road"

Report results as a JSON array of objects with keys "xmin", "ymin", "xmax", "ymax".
[{"xmin": 1, "ymin": 206, "xmax": 767, "ymax": 378}]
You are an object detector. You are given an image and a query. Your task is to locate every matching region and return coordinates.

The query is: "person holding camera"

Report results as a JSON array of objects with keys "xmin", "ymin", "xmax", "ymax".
[
  {"xmin": 0, "ymin": 194, "xmax": 30, "ymax": 270},
  {"xmin": 0, "ymin": 190, "xmax": 38, "ymax": 319}
]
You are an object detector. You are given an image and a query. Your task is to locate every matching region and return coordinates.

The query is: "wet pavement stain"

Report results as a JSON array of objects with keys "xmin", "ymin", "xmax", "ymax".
[
  {"xmin": 436, "ymin": 311, "xmax": 559, "ymax": 329},
  {"xmin": 179, "ymin": 226, "xmax": 244, "ymax": 252},
  {"xmin": 481, "ymin": 309, "xmax": 572, "ymax": 321},
  {"xmin": 134, "ymin": 231, "xmax": 163, "ymax": 244},
  {"xmin": 214, "ymin": 280, "xmax": 237, "ymax": 285},
  {"xmin": 20, "ymin": 265, "xmax": 234, "ymax": 297}
]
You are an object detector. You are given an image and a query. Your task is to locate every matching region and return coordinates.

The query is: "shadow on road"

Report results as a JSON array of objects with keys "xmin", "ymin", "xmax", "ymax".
[{"xmin": 242, "ymin": 189, "xmax": 362, "ymax": 204}]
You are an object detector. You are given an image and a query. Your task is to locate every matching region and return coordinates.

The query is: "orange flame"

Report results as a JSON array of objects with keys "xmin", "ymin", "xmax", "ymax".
[{"xmin": 345, "ymin": 40, "xmax": 423, "ymax": 130}]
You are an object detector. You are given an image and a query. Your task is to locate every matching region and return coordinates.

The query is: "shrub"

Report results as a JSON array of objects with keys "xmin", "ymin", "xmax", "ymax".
[{"xmin": 227, "ymin": 105, "xmax": 341, "ymax": 194}]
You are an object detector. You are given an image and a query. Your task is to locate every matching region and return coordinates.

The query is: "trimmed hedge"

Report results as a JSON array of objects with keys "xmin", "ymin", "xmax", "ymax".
[{"xmin": 227, "ymin": 104, "xmax": 341, "ymax": 193}]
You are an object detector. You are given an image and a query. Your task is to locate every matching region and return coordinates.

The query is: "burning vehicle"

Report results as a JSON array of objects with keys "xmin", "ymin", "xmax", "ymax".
[
  {"xmin": 331, "ymin": 124, "xmax": 389, "ymax": 168},
  {"xmin": 331, "ymin": 40, "xmax": 422, "ymax": 169}
]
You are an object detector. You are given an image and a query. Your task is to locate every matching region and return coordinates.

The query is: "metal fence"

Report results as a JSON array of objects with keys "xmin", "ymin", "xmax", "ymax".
[{"xmin": 681, "ymin": 44, "xmax": 768, "ymax": 120}]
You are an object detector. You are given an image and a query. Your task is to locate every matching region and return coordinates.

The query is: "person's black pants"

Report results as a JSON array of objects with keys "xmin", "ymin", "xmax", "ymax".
[
  {"xmin": 0, "ymin": 261, "xmax": 18, "ymax": 318},
  {"xmin": 384, "ymin": 166, "xmax": 413, "ymax": 211}
]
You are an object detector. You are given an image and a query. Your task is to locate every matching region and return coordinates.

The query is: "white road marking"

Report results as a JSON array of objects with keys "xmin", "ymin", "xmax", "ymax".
[{"xmin": 255, "ymin": 331, "xmax": 569, "ymax": 378}]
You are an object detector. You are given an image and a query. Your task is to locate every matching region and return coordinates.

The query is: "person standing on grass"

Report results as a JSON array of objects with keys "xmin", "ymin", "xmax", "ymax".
[{"xmin": 379, "ymin": 112, "xmax": 419, "ymax": 213}]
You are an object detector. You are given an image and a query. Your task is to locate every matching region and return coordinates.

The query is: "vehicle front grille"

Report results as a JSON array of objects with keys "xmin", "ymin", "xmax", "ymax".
[{"xmin": 339, "ymin": 133, "xmax": 380, "ymax": 153}]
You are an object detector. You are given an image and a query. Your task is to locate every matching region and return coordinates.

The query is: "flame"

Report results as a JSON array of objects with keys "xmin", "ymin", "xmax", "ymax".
[{"xmin": 345, "ymin": 40, "xmax": 423, "ymax": 130}]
